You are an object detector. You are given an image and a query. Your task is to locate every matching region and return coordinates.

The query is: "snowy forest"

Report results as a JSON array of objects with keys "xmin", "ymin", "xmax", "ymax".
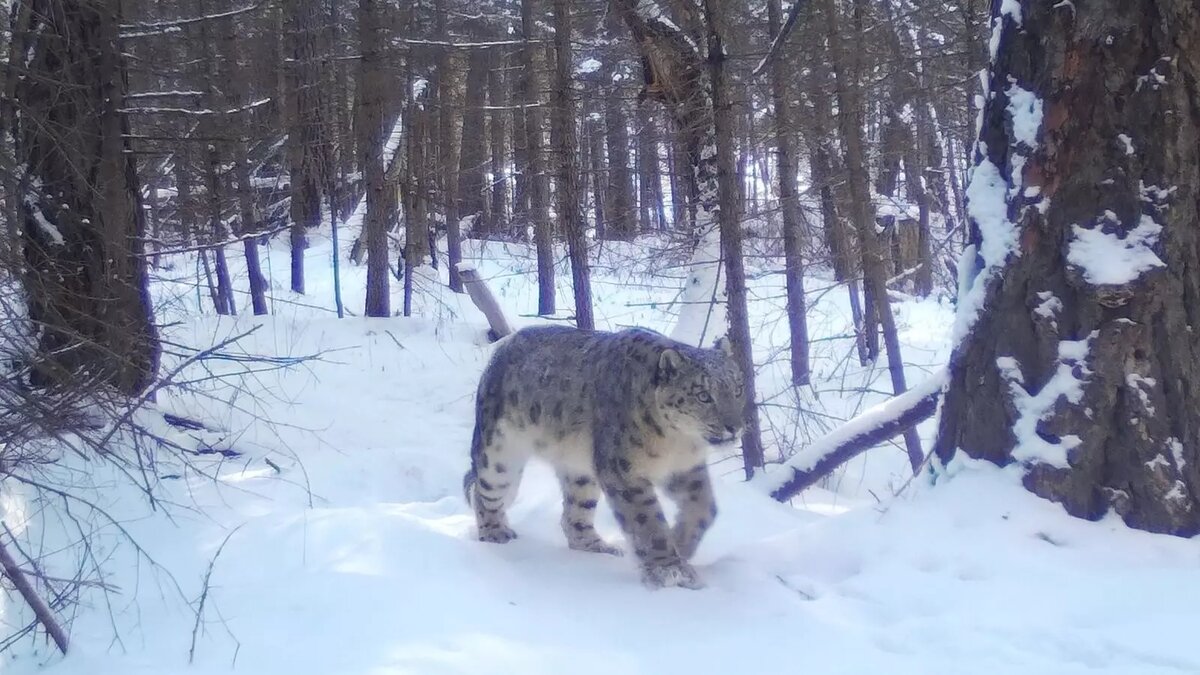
[{"xmin": 1, "ymin": 0, "xmax": 1198, "ymax": 672}]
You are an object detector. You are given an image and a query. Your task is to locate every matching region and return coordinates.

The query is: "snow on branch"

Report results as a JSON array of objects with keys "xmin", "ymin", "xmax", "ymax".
[
  {"xmin": 119, "ymin": 2, "xmax": 267, "ymax": 39},
  {"xmin": 759, "ymin": 368, "xmax": 948, "ymax": 502},
  {"xmin": 120, "ymin": 98, "xmax": 272, "ymax": 117}
]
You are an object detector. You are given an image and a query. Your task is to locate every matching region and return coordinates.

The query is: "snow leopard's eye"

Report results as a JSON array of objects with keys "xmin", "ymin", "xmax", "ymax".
[{"xmin": 696, "ymin": 390, "xmax": 713, "ymax": 404}]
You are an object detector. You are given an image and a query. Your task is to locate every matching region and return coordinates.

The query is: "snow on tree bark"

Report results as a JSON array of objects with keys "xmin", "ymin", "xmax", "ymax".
[{"xmin": 934, "ymin": 0, "xmax": 1200, "ymax": 535}]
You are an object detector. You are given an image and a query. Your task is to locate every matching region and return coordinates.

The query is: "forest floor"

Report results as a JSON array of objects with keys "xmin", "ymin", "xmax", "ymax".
[{"xmin": 3, "ymin": 223, "xmax": 1198, "ymax": 674}]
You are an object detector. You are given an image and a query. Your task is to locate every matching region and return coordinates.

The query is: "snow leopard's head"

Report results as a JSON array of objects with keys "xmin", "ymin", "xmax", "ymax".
[{"xmin": 654, "ymin": 336, "xmax": 746, "ymax": 446}]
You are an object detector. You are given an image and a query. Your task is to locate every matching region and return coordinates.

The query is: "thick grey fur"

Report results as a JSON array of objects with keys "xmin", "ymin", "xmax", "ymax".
[{"xmin": 463, "ymin": 325, "xmax": 745, "ymax": 590}]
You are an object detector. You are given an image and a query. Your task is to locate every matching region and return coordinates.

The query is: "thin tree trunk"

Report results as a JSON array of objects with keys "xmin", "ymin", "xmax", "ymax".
[
  {"xmin": 821, "ymin": 0, "xmax": 923, "ymax": 472},
  {"xmin": 521, "ymin": 0, "xmax": 555, "ymax": 314},
  {"xmin": 704, "ymin": 0, "xmax": 765, "ymax": 478},
  {"xmin": 286, "ymin": 0, "xmax": 327, "ymax": 296},
  {"xmin": 459, "ymin": 33, "xmax": 489, "ymax": 236},
  {"xmin": 768, "ymin": 0, "xmax": 810, "ymax": 386},
  {"xmin": 488, "ymin": 46, "xmax": 509, "ymax": 237},
  {"xmin": 551, "ymin": 0, "xmax": 594, "ymax": 330},
  {"xmin": 434, "ymin": 0, "xmax": 462, "ymax": 292},
  {"xmin": 220, "ymin": 16, "xmax": 269, "ymax": 316},
  {"xmin": 604, "ymin": 59, "xmax": 635, "ymax": 241}
]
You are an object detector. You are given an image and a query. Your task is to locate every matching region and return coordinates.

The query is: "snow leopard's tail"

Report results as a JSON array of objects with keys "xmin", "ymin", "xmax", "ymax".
[
  {"xmin": 462, "ymin": 466, "xmax": 477, "ymax": 507},
  {"xmin": 462, "ymin": 415, "xmax": 484, "ymax": 507}
]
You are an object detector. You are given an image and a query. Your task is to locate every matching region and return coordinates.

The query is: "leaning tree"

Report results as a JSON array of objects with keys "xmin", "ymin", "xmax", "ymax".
[
  {"xmin": 934, "ymin": 0, "xmax": 1200, "ymax": 534},
  {"xmin": 12, "ymin": 0, "xmax": 160, "ymax": 395}
]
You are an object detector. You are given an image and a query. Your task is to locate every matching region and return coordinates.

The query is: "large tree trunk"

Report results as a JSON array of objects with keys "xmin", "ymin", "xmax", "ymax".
[
  {"xmin": 360, "ymin": 0, "xmax": 392, "ymax": 317},
  {"xmin": 15, "ymin": 0, "xmax": 159, "ymax": 395},
  {"xmin": 551, "ymin": 0, "xmax": 594, "ymax": 330},
  {"xmin": 935, "ymin": 0, "xmax": 1200, "ymax": 535}
]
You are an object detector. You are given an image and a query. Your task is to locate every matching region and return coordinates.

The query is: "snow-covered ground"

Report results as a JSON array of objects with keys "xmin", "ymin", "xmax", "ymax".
[{"xmin": 3, "ymin": 224, "xmax": 1198, "ymax": 674}]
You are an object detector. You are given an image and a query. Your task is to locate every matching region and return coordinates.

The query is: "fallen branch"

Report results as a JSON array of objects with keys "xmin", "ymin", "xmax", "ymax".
[
  {"xmin": 456, "ymin": 263, "xmax": 514, "ymax": 341},
  {"xmin": 0, "ymin": 535, "xmax": 69, "ymax": 654},
  {"xmin": 763, "ymin": 367, "xmax": 948, "ymax": 502}
]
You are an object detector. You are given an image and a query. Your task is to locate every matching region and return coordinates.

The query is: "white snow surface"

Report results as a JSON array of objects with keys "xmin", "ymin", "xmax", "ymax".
[{"xmin": 3, "ymin": 224, "xmax": 1199, "ymax": 675}]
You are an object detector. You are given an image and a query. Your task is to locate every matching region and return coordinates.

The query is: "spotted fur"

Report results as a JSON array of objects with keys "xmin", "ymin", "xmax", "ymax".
[{"xmin": 463, "ymin": 325, "xmax": 745, "ymax": 589}]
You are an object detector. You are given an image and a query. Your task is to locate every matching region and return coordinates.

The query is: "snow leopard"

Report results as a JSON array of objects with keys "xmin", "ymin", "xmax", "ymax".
[{"xmin": 462, "ymin": 325, "xmax": 746, "ymax": 590}]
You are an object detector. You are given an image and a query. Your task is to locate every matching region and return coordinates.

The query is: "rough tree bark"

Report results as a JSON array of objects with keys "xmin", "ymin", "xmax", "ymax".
[
  {"xmin": 434, "ymin": 0, "xmax": 462, "ymax": 292},
  {"xmin": 286, "ymin": 0, "xmax": 327, "ymax": 295},
  {"xmin": 821, "ymin": 0, "xmax": 924, "ymax": 473},
  {"xmin": 767, "ymin": 0, "xmax": 810, "ymax": 387},
  {"xmin": 220, "ymin": 14, "xmax": 269, "ymax": 316},
  {"xmin": 551, "ymin": 0, "xmax": 594, "ymax": 330},
  {"xmin": 615, "ymin": 0, "xmax": 766, "ymax": 477},
  {"xmin": 15, "ymin": 0, "xmax": 159, "ymax": 395},
  {"xmin": 521, "ymin": 0, "xmax": 554, "ymax": 315},
  {"xmin": 359, "ymin": 0, "xmax": 391, "ymax": 317},
  {"xmin": 934, "ymin": 0, "xmax": 1200, "ymax": 535},
  {"xmin": 615, "ymin": 0, "xmax": 725, "ymax": 346},
  {"xmin": 704, "ymin": 0, "xmax": 766, "ymax": 477},
  {"xmin": 604, "ymin": 55, "xmax": 636, "ymax": 241},
  {"xmin": 488, "ymin": 44, "xmax": 509, "ymax": 237},
  {"xmin": 459, "ymin": 25, "xmax": 490, "ymax": 237}
]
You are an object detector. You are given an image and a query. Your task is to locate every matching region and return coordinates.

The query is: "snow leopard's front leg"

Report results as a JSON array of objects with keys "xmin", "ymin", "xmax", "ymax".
[
  {"xmin": 664, "ymin": 464, "xmax": 717, "ymax": 561},
  {"xmin": 595, "ymin": 425, "xmax": 703, "ymax": 590}
]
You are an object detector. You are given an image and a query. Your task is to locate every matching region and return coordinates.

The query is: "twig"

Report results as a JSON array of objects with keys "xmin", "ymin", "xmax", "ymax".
[{"xmin": 189, "ymin": 524, "xmax": 244, "ymax": 664}]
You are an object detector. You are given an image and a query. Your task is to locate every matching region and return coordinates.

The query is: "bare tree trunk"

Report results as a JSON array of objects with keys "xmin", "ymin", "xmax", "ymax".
[
  {"xmin": 604, "ymin": 58, "xmax": 635, "ymax": 241},
  {"xmin": 635, "ymin": 104, "xmax": 656, "ymax": 234},
  {"xmin": 767, "ymin": 0, "xmax": 810, "ymax": 387},
  {"xmin": 521, "ymin": 0, "xmax": 555, "ymax": 314},
  {"xmin": 286, "ymin": 0, "xmax": 327, "ymax": 295},
  {"xmin": 935, "ymin": 0, "xmax": 1200, "ymax": 535},
  {"xmin": 434, "ymin": 0, "xmax": 462, "ymax": 292},
  {"xmin": 551, "ymin": 0, "xmax": 594, "ymax": 330},
  {"xmin": 220, "ymin": 15, "xmax": 269, "ymax": 316},
  {"xmin": 360, "ymin": 0, "xmax": 391, "ymax": 317},
  {"xmin": 203, "ymin": 146, "xmax": 236, "ymax": 316},
  {"xmin": 404, "ymin": 66, "xmax": 431, "ymax": 317},
  {"xmin": 821, "ymin": 0, "xmax": 923, "ymax": 472},
  {"xmin": 488, "ymin": 46, "xmax": 509, "ymax": 238},
  {"xmin": 584, "ymin": 114, "xmax": 606, "ymax": 240},
  {"xmin": 16, "ymin": 0, "xmax": 160, "ymax": 394},
  {"xmin": 703, "ymin": 0, "xmax": 765, "ymax": 478},
  {"xmin": 459, "ymin": 32, "xmax": 489, "ymax": 237}
]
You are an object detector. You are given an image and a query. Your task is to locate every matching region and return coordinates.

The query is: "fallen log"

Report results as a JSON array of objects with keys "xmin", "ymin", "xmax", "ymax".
[
  {"xmin": 763, "ymin": 367, "xmax": 947, "ymax": 502},
  {"xmin": 456, "ymin": 263, "xmax": 514, "ymax": 341}
]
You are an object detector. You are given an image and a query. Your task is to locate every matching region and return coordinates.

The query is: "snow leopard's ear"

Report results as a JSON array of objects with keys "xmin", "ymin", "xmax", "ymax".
[
  {"xmin": 713, "ymin": 336, "xmax": 733, "ymax": 357},
  {"xmin": 656, "ymin": 349, "xmax": 682, "ymax": 384}
]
